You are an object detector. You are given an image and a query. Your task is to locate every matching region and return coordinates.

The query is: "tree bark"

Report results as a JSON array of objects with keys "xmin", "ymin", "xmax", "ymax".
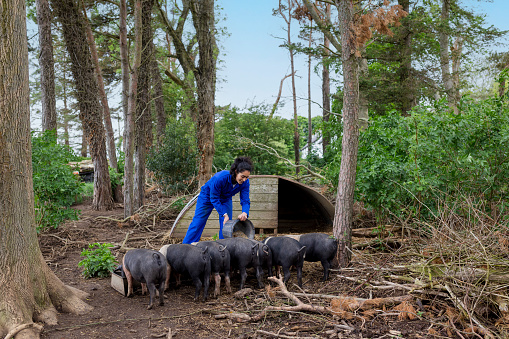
[
  {"xmin": 398, "ymin": 0, "xmax": 414, "ymax": 114},
  {"xmin": 0, "ymin": 2, "xmax": 92, "ymax": 336},
  {"xmin": 451, "ymin": 36, "xmax": 463, "ymax": 109},
  {"xmin": 124, "ymin": 0, "xmax": 142, "ymax": 217},
  {"xmin": 81, "ymin": 2, "xmax": 119, "ymax": 170},
  {"xmin": 190, "ymin": 0, "xmax": 217, "ymax": 187},
  {"xmin": 322, "ymin": 3, "xmax": 331, "ymax": 156},
  {"xmin": 307, "ymin": 23, "xmax": 313, "ymax": 156},
  {"xmin": 439, "ymin": 0, "xmax": 457, "ymax": 113},
  {"xmin": 333, "ymin": 0, "xmax": 360, "ymax": 268},
  {"xmin": 36, "ymin": 0, "xmax": 57, "ymax": 134},
  {"xmin": 120, "ymin": 0, "xmax": 129, "ymax": 151},
  {"xmin": 81, "ymin": 130, "xmax": 88, "ymax": 157},
  {"xmin": 279, "ymin": 0, "xmax": 300, "ymax": 175},
  {"xmin": 134, "ymin": 0, "xmax": 155, "ymax": 210},
  {"xmin": 151, "ymin": 49, "xmax": 166, "ymax": 145},
  {"xmin": 53, "ymin": 0, "xmax": 113, "ymax": 210}
]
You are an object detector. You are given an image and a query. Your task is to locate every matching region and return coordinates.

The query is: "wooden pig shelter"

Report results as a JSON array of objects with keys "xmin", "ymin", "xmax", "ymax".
[{"xmin": 168, "ymin": 175, "xmax": 334, "ymax": 238}]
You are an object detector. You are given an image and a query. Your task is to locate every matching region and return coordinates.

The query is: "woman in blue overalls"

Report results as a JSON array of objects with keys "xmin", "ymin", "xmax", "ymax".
[{"xmin": 182, "ymin": 157, "xmax": 252, "ymax": 244}]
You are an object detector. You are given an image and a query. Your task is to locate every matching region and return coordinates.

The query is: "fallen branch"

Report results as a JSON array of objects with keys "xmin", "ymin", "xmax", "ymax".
[{"xmin": 256, "ymin": 329, "xmax": 315, "ymax": 339}]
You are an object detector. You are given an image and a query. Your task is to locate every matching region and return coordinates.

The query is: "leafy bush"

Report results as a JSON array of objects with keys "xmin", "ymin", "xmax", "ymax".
[
  {"xmin": 78, "ymin": 243, "xmax": 118, "ymax": 278},
  {"xmin": 32, "ymin": 131, "xmax": 83, "ymax": 231},
  {"xmin": 326, "ymin": 97, "xmax": 509, "ymax": 221},
  {"xmin": 214, "ymin": 104, "xmax": 294, "ymax": 175},
  {"xmin": 147, "ymin": 117, "xmax": 198, "ymax": 194}
]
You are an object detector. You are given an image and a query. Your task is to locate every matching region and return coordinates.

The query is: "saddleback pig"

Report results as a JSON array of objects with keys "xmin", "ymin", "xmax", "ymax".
[
  {"xmin": 122, "ymin": 248, "xmax": 167, "ymax": 310},
  {"xmin": 159, "ymin": 244, "xmax": 211, "ymax": 301},
  {"xmin": 263, "ymin": 236, "xmax": 306, "ymax": 287},
  {"xmin": 298, "ymin": 233, "xmax": 338, "ymax": 281},
  {"xmin": 216, "ymin": 237, "xmax": 264, "ymax": 289},
  {"xmin": 194, "ymin": 241, "xmax": 231, "ymax": 297}
]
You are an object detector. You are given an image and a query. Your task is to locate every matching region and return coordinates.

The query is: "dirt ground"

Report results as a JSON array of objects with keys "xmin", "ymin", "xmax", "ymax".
[{"xmin": 37, "ymin": 197, "xmax": 455, "ymax": 339}]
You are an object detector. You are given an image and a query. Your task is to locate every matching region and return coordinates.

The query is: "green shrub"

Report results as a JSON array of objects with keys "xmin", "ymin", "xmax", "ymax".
[
  {"xmin": 32, "ymin": 131, "xmax": 83, "ymax": 231},
  {"xmin": 326, "ymin": 96, "xmax": 509, "ymax": 221},
  {"xmin": 214, "ymin": 104, "xmax": 294, "ymax": 175},
  {"xmin": 147, "ymin": 117, "xmax": 198, "ymax": 194},
  {"xmin": 78, "ymin": 243, "xmax": 118, "ymax": 278}
]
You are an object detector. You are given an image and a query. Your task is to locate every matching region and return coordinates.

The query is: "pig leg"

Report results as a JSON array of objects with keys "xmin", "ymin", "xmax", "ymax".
[
  {"xmin": 213, "ymin": 273, "xmax": 221, "ymax": 298},
  {"xmin": 191, "ymin": 275, "xmax": 203, "ymax": 301},
  {"xmin": 158, "ymin": 283, "xmax": 165, "ymax": 306},
  {"xmin": 224, "ymin": 273, "xmax": 232, "ymax": 294},
  {"xmin": 146, "ymin": 283, "xmax": 157, "ymax": 310},
  {"xmin": 282, "ymin": 265, "xmax": 291, "ymax": 285},
  {"xmin": 255, "ymin": 267, "xmax": 264, "ymax": 289},
  {"xmin": 239, "ymin": 267, "xmax": 248, "ymax": 290},
  {"xmin": 321, "ymin": 259, "xmax": 331, "ymax": 281},
  {"xmin": 203, "ymin": 274, "xmax": 210, "ymax": 301},
  {"xmin": 164, "ymin": 265, "xmax": 171, "ymax": 290},
  {"xmin": 122, "ymin": 257, "xmax": 134, "ymax": 297},
  {"xmin": 296, "ymin": 265, "xmax": 303, "ymax": 288}
]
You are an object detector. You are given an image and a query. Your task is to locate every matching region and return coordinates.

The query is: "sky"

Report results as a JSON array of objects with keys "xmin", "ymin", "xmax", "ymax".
[{"xmin": 215, "ymin": 0, "xmax": 509, "ymax": 120}]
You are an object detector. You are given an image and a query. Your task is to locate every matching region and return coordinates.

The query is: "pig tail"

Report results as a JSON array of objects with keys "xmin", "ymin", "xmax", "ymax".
[{"xmin": 230, "ymin": 156, "xmax": 253, "ymax": 176}]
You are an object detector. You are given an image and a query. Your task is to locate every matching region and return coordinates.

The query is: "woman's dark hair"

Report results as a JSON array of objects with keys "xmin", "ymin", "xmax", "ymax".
[{"xmin": 230, "ymin": 156, "xmax": 253, "ymax": 176}]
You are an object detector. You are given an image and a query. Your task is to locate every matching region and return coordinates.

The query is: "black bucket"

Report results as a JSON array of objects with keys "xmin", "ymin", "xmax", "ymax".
[{"xmin": 222, "ymin": 219, "xmax": 255, "ymax": 239}]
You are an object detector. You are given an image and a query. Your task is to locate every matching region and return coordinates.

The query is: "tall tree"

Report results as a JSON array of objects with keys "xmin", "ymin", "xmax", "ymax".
[
  {"xmin": 120, "ymin": 0, "xmax": 129, "ymax": 148},
  {"xmin": 35, "ymin": 0, "xmax": 57, "ymax": 133},
  {"xmin": 134, "ymin": 0, "xmax": 155, "ymax": 210},
  {"xmin": 156, "ymin": 0, "xmax": 217, "ymax": 186},
  {"xmin": 321, "ymin": 3, "xmax": 331, "ymax": 155},
  {"xmin": 151, "ymin": 50, "xmax": 167, "ymax": 145},
  {"xmin": 81, "ymin": 1, "xmax": 119, "ymax": 170},
  {"xmin": 0, "ymin": 0, "xmax": 92, "ymax": 336},
  {"xmin": 124, "ymin": 0, "xmax": 142, "ymax": 217},
  {"xmin": 439, "ymin": 0, "xmax": 457, "ymax": 113},
  {"xmin": 278, "ymin": 0, "xmax": 300, "ymax": 175},
  {"xmin": 52, "ymin": 0, "xmax": 113, "ymax": 210}
]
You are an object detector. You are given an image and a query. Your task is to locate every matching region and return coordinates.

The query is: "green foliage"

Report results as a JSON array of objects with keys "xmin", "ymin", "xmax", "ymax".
[
  {"xmin": 214, "ymin": 104, "xmax": 294, "ymax": 175},
  {"xmin": 326, "ymin": 96, "xmax": 509, "ymax": 221},
  {"xmin": 147, "ymin": 118, "xmax": 198, "ymax": 194},
  {"xmin": 78, "ymin": 243, "xmax": 118, "ymax": 279},
  {"xmin": 32, "ymin": 131, "xmax": 83, "ymax": 231}
]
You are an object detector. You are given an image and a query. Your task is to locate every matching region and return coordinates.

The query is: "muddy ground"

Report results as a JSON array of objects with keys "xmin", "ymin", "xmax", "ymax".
[{"xmin": 37, "ymin": 197, "xmax": 460, "ymax": 339}]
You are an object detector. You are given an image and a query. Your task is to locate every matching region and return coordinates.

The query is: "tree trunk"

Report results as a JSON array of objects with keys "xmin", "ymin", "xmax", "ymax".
[
  {"xmin": 279, "ymin": 0, "xmax": 300, "ymax": 175},
  {"xmin": 322, "ymin": 3, "xmax": 331, "ymax": 156},
  {"xmin": 134, "ymin": 0, "xmax": 155, "ymax": 210},
  {"xmin": 120, "ymin": 0, "xmax": 129, "ymax": 152},
  {"xmin": 190, "ymin": 0, "xmax": 216, "ymax": 187},
  {"xmin": 439, "ymin": 0, "xmax": 456, "ymax": 113},
  {"xmin": 82, "ymin": 3, "xmax": 119, "ymax": 170},
  {"xmin": 398, "ymin": 0, "xmax": 413, "ymax": 114},
  {"xmin": 151, "ymin": 50, "xmax": 167, "ymax": 145},
  {"xmin": 333, "ymin": 0, "xmax": 360, "ymax": 268},
  {"xmin": 81, "ymin": 130, "xmax": 88, "ymax": 157},
  {"xmin": 124, "ymin": 0, "xmax": 142, "ymax": 217},
  {"xmin": 451, "ymin": 36, "xmax": 463, "ymax": 110},
  {"xmin": 53, "ymin": 0, "xmax": 113, "ymax": 211},
  {"xmin": 36, "ymin": 0, "xmax": 57, "ymax": 134},
  {"xmin": 0, "ymin": 2, "xmax": 92, "ymax": 336},
  {"xmin": 307, "ymin": 24, "xmax": 313, "ymax": 157}
]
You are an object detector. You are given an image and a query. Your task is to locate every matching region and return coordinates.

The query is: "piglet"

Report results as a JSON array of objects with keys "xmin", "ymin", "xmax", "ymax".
[
  {"xmin": 159, "ymin": 244, "xmax": 211, "ymax": 301},
  {"xmin": 122, "ymin": 248, "xmax": 167, "ymax": 310},
  {"xmin": 194, "ymin": 240, "xmax": 231, "ymax": 297},
  {"xmin": 263, "ymin": 236, "xmax": 306, "ymax": 287},
  {"xmin": 298, "ymin": 233, "xmax": 338, "ymax": 281}
]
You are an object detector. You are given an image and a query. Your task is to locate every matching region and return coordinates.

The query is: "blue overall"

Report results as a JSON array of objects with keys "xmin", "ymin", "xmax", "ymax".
[{"xmin": 182, "ymin": 170, "xmax": 250, "ymax": 244}]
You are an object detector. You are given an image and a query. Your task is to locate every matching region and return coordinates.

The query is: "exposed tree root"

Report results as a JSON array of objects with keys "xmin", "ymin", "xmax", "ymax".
[{"xmin": 3, "ymin": 323, "xmax": 43, "ymax": 339}]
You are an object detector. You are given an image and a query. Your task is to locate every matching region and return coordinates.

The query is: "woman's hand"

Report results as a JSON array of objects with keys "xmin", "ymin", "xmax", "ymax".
[{"xmin": 238, "ymin": 212, "xmax": 248, "ymax": 221}]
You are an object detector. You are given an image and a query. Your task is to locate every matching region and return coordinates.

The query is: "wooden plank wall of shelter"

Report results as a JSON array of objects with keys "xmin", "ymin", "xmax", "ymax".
[{"xmin": 171, "ymin": 176, "xmax": 279, "ymax": 238}]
